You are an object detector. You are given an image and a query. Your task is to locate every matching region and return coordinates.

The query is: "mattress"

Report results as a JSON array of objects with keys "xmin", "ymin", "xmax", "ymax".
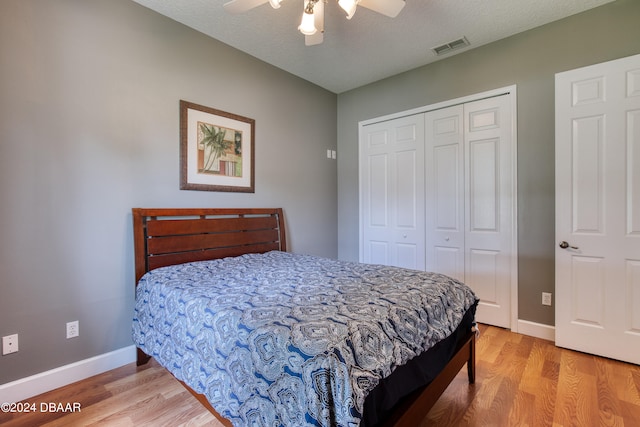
[{"xmin": 132, "ymin": 251, "xmax": 478, "ymax": 426}]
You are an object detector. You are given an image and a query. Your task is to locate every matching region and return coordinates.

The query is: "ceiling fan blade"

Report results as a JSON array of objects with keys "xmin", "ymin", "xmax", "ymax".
[
  {"xmin": 358, "ymin": 0, "xmax": 405, "ymax": 18},
  {"xmin": 223, "ymin": 0, "xmax": 269, "ymax": 14}
]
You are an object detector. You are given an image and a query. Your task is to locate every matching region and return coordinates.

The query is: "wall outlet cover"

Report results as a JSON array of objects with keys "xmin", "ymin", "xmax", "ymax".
[
  {"xmin": 2, "ymin": 334, "xmax": 19, "ymax": 355},
  {"xmin": 66, "ymin": 321, "xmax": 79, "ymax": 339}
]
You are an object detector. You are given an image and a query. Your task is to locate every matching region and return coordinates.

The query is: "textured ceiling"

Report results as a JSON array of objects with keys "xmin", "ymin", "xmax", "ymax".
[{"xmin": 131, "ymin": 0, "xmax": 615, "ymax": 93}]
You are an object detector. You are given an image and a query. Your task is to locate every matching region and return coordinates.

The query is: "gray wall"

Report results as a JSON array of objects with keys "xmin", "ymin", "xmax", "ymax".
[
  {"xmin": 337, "ymin": 0, "xmax": 640, "ymax": 326},
  {"xmin": 0, "ymin": 0, "xmax": 337, "ymax": 384}
]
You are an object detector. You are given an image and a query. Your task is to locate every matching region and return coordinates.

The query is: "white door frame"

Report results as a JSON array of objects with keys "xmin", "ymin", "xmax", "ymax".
[{"xmin": 358, "ymin": 85, "xmax": 519, "ymax": 331}]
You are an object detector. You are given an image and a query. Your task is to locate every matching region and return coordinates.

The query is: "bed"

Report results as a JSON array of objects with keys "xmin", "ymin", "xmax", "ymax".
[{"xmin": 131, "ymin": 208, "xmax": 478, "ymax": 427}]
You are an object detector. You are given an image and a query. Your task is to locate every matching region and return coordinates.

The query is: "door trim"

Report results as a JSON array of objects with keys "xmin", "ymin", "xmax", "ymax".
[{"xmin": 358, "ymin": 85, "xmax": 519, "ymax": 331}]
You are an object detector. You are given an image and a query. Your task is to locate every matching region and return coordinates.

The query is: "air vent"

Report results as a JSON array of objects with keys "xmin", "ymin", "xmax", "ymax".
[{"xmin": 432, "ymin": 36, "xmax": 470, "ymax": 56}]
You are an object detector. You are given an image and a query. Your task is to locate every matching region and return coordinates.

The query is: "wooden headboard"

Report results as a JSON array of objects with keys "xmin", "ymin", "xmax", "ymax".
[{"xmin": 132, "ymin": 208, "xmax": 286, "ymax": 283}]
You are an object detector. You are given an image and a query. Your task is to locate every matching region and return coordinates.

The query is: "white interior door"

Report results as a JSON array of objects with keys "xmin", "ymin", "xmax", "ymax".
[
  {"xmin": 555, "ymin": 53, "xmax": 640, "ymax": 365},
  {"xmin": 360, "ymin": 114, "xmax": 425, "ymax": 270}
]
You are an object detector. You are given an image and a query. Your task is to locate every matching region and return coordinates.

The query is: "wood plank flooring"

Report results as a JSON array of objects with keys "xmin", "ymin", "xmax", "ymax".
[{"xmin": 2, "ymin": 324, "xmax": 639, "ymax": 426}]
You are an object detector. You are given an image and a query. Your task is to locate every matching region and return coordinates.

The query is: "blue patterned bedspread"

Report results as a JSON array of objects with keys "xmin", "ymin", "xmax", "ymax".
[{"xmin": 132, "ymin": 251, "xmax": 477, "ymax": 427}]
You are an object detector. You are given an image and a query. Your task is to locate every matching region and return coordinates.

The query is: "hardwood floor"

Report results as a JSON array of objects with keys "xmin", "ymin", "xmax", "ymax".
[
  {"xmin": 423, "ymin": 325, "xmax": 640, "ymax": 427},
  {"xmin": 2, "ymin": 324, "xmax": 639, "ymax": 426}
]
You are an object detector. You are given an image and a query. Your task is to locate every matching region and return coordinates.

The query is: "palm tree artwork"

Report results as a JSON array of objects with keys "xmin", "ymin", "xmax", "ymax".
[{"xmin": 197, "ymin": 122, "xmax": 242, "ymax": 177}]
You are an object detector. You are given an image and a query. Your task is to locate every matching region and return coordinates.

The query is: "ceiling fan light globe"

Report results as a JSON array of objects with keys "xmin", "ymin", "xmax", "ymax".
[
  {"xmin": 299, "ymin": 11, "xmax": 317, "ymax": 35},
  {"xmin": 338, "ymin": 0, "xmax": 358, "ymax": 19},
  {"xmin": 268, "ymin": 0, "xmax": 282, "ymax": 9}
]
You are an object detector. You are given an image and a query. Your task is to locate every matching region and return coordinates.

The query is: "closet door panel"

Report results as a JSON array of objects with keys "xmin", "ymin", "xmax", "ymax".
[
  {"xmin": 368, "ymin": 241, "xmax": 388, "ymax": 265},
  {"xmin": 469, "ymin": 248, "xmax": 500, "ymax": 305},
  {"xmin": 464, "ymin": 96, "xmax": 513, "ymax": 328},
  {"xmin": 395, "ymin": 149, "xmax": 419, "ymax": 229},
  {"xmin": 469, "ymin": 138, "xmax": 499, "ymax": 232},
  {"xmin": 434, "ymin": 144, "xmax": 461, "ymax": 230},
  {"xmin": 367, "ymin": 154, "xmax": 388, "ymax": 227},
  {"xmin": 360, "ymin": 114, "xmax": 425, "ymax": 269},
  {"xmin": 425, "ymin": 105, "xmax": 465, "ymax": 281}
]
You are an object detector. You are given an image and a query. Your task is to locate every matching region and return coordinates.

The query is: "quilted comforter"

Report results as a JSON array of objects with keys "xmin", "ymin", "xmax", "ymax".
[{"xmin": 132, "ymin": 251, "xmax": 477, "ymax": 427}]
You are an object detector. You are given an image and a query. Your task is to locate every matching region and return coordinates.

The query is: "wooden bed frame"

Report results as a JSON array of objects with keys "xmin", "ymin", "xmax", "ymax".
[{"xmin": 132, "ymin": 207, "xmax": 475, "ymax": 427}]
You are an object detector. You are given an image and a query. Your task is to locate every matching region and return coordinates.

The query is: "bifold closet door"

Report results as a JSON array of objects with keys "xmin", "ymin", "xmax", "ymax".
[
  {"xmin": 463, "ymin": 95, "xmax": 514, "ymax": 329},
  {"xmin": 425, "ymin": 96, "xmax": 514, "ymax": 329},
  {"xmin": 360, "ymin": 114, "xmax": 425, "ymax": 270},
  {"xmin": 424, "ymin": 105, "xmax": 465, "ymax": 282},
  {"xmin": 361, "ymin": 93, "xmax": 515, "ymax": 328}
]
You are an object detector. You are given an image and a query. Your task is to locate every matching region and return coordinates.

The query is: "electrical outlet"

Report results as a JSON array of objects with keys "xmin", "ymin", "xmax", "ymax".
[
  {"xmin": 2, "ymin": 334, "xmax": 19, "ymax": 355},
  {"xmin": 66, "ymin": 321, "xmax": 79, "ymax": 339},
  {"xmin": 542, "ymin": 292, "xmax": 552, "ymax": 306}
]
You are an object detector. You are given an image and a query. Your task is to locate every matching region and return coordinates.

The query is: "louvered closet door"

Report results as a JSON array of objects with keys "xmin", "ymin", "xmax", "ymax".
[{"xmin": 360, "ymin": 114, "xmax": 425, "ymax": 270}]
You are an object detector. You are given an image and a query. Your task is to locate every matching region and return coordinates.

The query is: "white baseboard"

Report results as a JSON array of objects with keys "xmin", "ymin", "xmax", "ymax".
[
  {"xmin": 0, "ymin": 345, "xmax": 137, "ymax": 403},
  {"xmin": 516, "ymin": 319, "xmax": 556, "ymax": 341},
  {"xmin": 0, "ymin": 324, "xmax": 555, "ymax": 403}
]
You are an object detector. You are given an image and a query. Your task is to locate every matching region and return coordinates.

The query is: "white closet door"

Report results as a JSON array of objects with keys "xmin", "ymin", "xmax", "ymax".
[
  {"xmin": 555, "ymin": 53, "xmax": 640, "ymax": 364},
  {"xmin": 425, "ymin": 105, "xmax": 465, "ymax": 281},
  {"xmin": 426, "ymin": 97, "xmax": 514, "ymax": 328},
  {"xmin": 360, "ymin": 89, "xmax": 517, "ymax": 329},
  {"xmin": 360, "ymin": 114, "xmax": 425, "ymax": 270},
  {"xmin": 464, "ymin": 95, "xmax": 514, "ymax": 328}
]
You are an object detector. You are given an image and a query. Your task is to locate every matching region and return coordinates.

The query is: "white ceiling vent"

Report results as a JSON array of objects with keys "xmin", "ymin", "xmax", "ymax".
[{"xmin": 432, "ymin": 36, "xmax": 470, "ymax": 56}]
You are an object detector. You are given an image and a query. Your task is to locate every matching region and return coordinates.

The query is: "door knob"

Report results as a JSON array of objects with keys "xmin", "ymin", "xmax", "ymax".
[{"xmin": 559, "ymin": 241, "xmax": 578, "ymax": 249}]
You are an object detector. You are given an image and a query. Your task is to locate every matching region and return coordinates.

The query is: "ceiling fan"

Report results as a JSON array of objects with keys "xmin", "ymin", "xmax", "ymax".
[{"xmin": 223, "ymin": 0, "xmax": 406, "ymax": 46}]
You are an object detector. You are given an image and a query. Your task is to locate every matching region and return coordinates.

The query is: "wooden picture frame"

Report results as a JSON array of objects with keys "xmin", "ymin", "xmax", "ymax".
[{"xmin": 180, "ymin": 100, "xmax": 255, "ymax": 192}]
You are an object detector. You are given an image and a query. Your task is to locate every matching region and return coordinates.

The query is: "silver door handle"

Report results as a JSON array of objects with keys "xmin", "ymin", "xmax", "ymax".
[{"xmin": 559, "ymin": 241, "xmax": 578, "ymax": 249}]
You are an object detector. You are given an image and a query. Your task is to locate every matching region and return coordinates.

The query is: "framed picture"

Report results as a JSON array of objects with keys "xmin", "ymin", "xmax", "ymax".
[{"xmin": 180, "ymin": 100, "xmax": 255, "ymax": 192}]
